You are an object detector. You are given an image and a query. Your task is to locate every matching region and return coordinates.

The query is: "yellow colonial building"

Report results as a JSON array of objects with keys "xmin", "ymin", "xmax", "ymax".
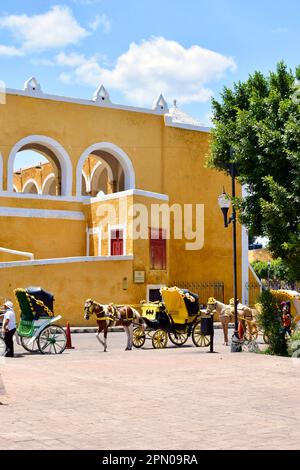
[{"xmin": 0, "ymin": 77, "xmax": 259, "ymax": 325}]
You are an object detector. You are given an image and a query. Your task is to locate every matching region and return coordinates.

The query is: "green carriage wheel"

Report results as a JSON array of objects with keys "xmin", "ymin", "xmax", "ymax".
[
  {"xmin": 168, "ymin": 330, "xmax": 188, "ymax": 347},
  {"xmin": 20, "ymin": 336, "xmax": 39, "ymax": 353},
  {"xmin": 132, "ymin": 327, "xmax": 146, "ymax": 348},
  {"xmin": 152, "ymin": 330, "xmax": 168, "ymax": 349},
  {"xmin": 0, "ymin": 337, "xmax": 5, "ymax": 357},
  {"xmin": 192, "ymin": 321, "xmax": 211, "ymax": 348},
  {"xmin": 37, "ymin": 325, "xmax": 67, "ymax": 355}
]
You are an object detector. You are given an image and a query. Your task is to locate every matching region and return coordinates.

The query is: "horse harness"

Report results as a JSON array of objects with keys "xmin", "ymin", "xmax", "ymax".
[
  {"xmin": 108, "ymin": 304, "xmax": 134, "ymax": 323},
  {"xmin": 89, "ymin": 302, "xmax": 134, "ymax": 323}
]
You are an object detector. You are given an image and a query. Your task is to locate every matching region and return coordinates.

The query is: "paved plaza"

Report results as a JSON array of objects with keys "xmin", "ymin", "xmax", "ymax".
[{"xmin": 0, "ymin": 331, "xmax": 300, "ymax": 450}]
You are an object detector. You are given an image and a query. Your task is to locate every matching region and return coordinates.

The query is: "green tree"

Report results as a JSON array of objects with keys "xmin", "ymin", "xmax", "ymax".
[
  {"xmin": 209, "ymin": 62, "xmax": 300, "ymax": 280},
  {"xmin": 251, "ymin": 258, "xmax": 289, "ymax": 282},
  {"xmin": 257, "ymin": 290, "xmax": 288, "ymax": 356}
]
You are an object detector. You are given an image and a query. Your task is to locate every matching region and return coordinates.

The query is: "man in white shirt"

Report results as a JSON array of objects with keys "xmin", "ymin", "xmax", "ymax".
[{"xmin": 1, "ymin": 301, "xmax": 17, "ymax": 358}]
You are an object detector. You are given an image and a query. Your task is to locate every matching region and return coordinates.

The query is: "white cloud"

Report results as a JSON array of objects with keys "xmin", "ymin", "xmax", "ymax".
[
  {"xmin": 57, "ymin": 37, "xmax": 236, "ymax": 106},
  {"xmin": 0, "ymin": 5, "xmax": 89, "ymax": 52},
  {"xmin": 89, "ymin": 14, "xmax": 111, "ymax": 33},
  {"xmin": 0, "ymin": 44, "xmax": 23, "ymax": 56}
]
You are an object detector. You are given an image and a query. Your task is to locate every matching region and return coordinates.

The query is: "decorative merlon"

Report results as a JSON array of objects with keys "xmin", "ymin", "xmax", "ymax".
[
  {"xmin": 152, "ymin": 94, "xmax": 169, "ymax": 114},
  {"xmin": 23, "ymin": 77, "xmax": 42, "ymax": 95},
  {"xmin": 92, "ymin": 85, "xmax": 111, "ymax": 104}
]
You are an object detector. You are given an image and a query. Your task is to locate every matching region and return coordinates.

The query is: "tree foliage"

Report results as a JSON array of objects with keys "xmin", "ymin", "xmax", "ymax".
[
  {"xmin": 257, "ymin": 290, "xmax": 288, "ymax": 356},
  {"xmin": 209, "ymin": 62, "xmax": 300, "ymax": 280},
  {"xmin": 251, "ymin": 258, "xmax": 289, "ymax": 282}
]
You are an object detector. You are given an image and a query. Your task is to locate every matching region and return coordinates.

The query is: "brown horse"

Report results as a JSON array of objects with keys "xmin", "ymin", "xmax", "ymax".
[{"xmin": 84, "ymin": 299, "xmax": 143, "ymax": 352}]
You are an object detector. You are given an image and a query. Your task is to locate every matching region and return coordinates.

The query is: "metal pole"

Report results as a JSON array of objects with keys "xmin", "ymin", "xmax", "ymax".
[
  {"xmin": 230, "ymin": 162, "xmax": 242, "ymax": 352},
  {"xmin": 210, "ymin": 313, "xmax": 214, "ymax": 353}
]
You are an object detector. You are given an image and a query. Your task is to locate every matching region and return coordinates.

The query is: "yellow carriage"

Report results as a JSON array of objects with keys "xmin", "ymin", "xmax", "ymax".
[
  {"xmin": 239, "ymin": 289, "xmax": 300, "ymax": 345},
  {"xmin": 271, "ymin": 289, "xmax": 300, "ymax": 330},
  {"xmin": 132, "ymin": 287, "xmax": 212, "ymax": 349}
]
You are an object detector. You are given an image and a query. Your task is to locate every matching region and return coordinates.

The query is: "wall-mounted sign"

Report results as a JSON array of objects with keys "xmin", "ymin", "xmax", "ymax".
[{"xmin": 134, "ymin": 270, "xmax": 145, "ymax": 284}]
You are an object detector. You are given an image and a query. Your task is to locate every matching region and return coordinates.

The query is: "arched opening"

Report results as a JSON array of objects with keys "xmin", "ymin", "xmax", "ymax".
[
  {"xmin": 22, "ymin": 179, "xmax": 39, "ymax": 194},
  {"xmin": 81, "ymin": 171, "xmax": 89, "ymax": 196},
  {"xmin": 41, "ymin": 173, "xmax": 56, "ymax": 195},
  {"xmin": 77, "ymin": 143, "xmax": 135, "ymax": 197},
  {"xmin": 91, "ymin": 165, "xmax": 109, "ymax": 196},
  {"xmin": 14, "ymin": 149, "xmax": 60, "ymax": 195},
  {"xmin": 8, "ymin": 136, "xmax": 72, "ymax": 196}
]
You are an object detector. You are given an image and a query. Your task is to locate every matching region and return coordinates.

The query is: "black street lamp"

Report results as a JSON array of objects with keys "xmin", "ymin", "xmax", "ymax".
[{"xmin": 218, "ymin": 157, "xmax": 242, "ymax": 353}]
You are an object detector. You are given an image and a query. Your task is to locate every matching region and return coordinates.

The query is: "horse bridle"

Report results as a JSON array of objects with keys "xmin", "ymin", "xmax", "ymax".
[{"xmin": 85, "ymin": 300, "xmax": 117, "ymax": 322}]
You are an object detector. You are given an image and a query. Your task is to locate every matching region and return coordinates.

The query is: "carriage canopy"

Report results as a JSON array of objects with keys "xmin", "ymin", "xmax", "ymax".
[
  {"xmin": 271, "ymin": 289, "xmax": 300, "ymax": 317},
  {"xmin": 15, "ymin": 286, "xmax": 55, "ymax": 321},
  {"xmin": 160, "ymin": 287, "xmax": 200, "ymax": 324}
]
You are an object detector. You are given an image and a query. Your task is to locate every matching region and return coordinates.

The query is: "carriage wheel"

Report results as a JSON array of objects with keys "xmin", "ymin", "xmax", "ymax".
[
  {"xmin": 168, "ymin": 330, "xmax": 188, "ymax": 347},
  {"xmin": 132, "ymin": 327, "xmax": 146, "ymax": 348},
  {"xmin": 21, "ymin": 336, "xmax": 39, "ymax": 353},
  {"xmin": 192, "ymin": 321, "xmax": 211, "ymax": 348},
  {"xmin": 0, "ymin": 337, "xmax": 5, "ymax": 357},
  {"xmin": 152, "ymin": 330, "xmax": 168, "ymax": 349},
  {"xmin": 250, "ymin": 327, "xmax": 259, "ymax": 341},
  {"xmin": 37, "ymin": 325, "xmax": 67, "ymax": 355}
]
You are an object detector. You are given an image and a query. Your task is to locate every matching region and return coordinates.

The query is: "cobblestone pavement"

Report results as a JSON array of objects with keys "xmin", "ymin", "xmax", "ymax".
[{"xmin": 0, "ymin": 331, "xmax": 300, "ymax": 450}]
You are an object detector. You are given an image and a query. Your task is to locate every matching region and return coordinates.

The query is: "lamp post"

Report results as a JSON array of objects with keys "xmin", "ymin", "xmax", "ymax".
[{"xmin": 218, "ymin": 157, "xmax": 242, "ymax": 353}]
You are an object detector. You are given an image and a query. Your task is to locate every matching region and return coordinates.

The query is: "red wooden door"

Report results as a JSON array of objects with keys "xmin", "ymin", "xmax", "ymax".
[{"xmin": 111, "ymin": 230, "xmax": 124, "ymax": 256}]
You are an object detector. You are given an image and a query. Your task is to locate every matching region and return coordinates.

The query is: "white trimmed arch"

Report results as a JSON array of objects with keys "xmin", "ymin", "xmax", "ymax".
[
  {"xmin": 90, "ymin": 159, "xmax": 114, "ymax": 184},
  {"xmin": 7, "ymin": 135, "xmax": 73, "ymax": 196},
  {"xmin": 76, "ymin": 142, "xmax": 135, "ymax": 197},
  {"xmin": 41, "ymin": 172, "xmax": 55, "ymax": 195},
  {"xmin": 82, "ymin": 170, "xmax": 89, "ymax": 194},
  {"xmin": 22, "ymin": 178, "xmax": 40, "ymax": 194}
]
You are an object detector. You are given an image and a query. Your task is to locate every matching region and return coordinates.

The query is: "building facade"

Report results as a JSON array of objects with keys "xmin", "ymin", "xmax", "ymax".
[{"xmin": 0, "ymin": 78, "xmax": 259, "ymax": 325}]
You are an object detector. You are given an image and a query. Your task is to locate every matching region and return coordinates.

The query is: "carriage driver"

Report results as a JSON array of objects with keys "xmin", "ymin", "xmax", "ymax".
[{"xmin": 1, "ymin": 300, "xmax": 17, "ymax": 357}]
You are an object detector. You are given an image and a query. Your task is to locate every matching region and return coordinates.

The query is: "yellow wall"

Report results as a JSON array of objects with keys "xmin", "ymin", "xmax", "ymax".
[
  {"xmin": 0, "ymin": 259, "xmax": 144, "ymax": 326},
  {"xmin": 0, "ymin": 91, "xmax": 259, "ymax": 319}
]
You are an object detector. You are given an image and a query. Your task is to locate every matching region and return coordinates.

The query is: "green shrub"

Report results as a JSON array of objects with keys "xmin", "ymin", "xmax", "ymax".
[
  {"xmin": 288, "ymin": 331, "xmax": 300, "ymax": 358},
  {"xmin": 257, "ymin": 290, "xmax": 288, "ymax": 357}
]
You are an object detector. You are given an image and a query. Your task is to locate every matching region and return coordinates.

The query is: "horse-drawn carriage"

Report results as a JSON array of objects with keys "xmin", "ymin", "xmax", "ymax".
[
  {"xmin": 132, "ymin": 287, "xmax": 212, "ymax": 349},
  {"xmin": 14, "ymin": 287, "xmax": 67, "ymax": 354}
]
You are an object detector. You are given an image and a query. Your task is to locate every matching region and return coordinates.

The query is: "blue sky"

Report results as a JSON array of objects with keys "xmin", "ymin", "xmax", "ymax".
[{"xmin": 1, "ymin": 0, "xmax": 300, "ymax": 168}]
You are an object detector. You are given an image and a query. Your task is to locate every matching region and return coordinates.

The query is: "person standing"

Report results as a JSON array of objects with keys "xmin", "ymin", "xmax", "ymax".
[
  {"xmin": 1, "ymin": 301, "xmax": 16, "ymax": 358},
  {"xmin": 281, "ymin": 301, "xmax": 292, "ymax": 337}
]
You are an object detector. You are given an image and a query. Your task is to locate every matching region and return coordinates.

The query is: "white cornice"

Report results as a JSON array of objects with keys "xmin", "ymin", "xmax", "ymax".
[
  {"xmin": 84, "ymin": 189, "xmax": 169, "ymax": 205},
  {"xmin": 0, "ymin": 206, "xmax": 85, "ymax": 220},
  {"xmin": 0, "ymin": 191, "xmax": 86, "ymax": 203},
  {"xmin": 164, "ymin": 114, "xmax": 211, "ymax": 133},
  {"xmin": 0, "ymin": 255, "xmax": 134, "ymax": 269},
  {"xmin": 6, "ymin": 88, "xmax": 161, "ymax": 116}
]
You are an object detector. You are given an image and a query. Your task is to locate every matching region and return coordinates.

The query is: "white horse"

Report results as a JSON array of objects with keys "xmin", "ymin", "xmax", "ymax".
[{"xmin": 206, "ymin": 298, "xmax": 255, "ymax": 346}]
